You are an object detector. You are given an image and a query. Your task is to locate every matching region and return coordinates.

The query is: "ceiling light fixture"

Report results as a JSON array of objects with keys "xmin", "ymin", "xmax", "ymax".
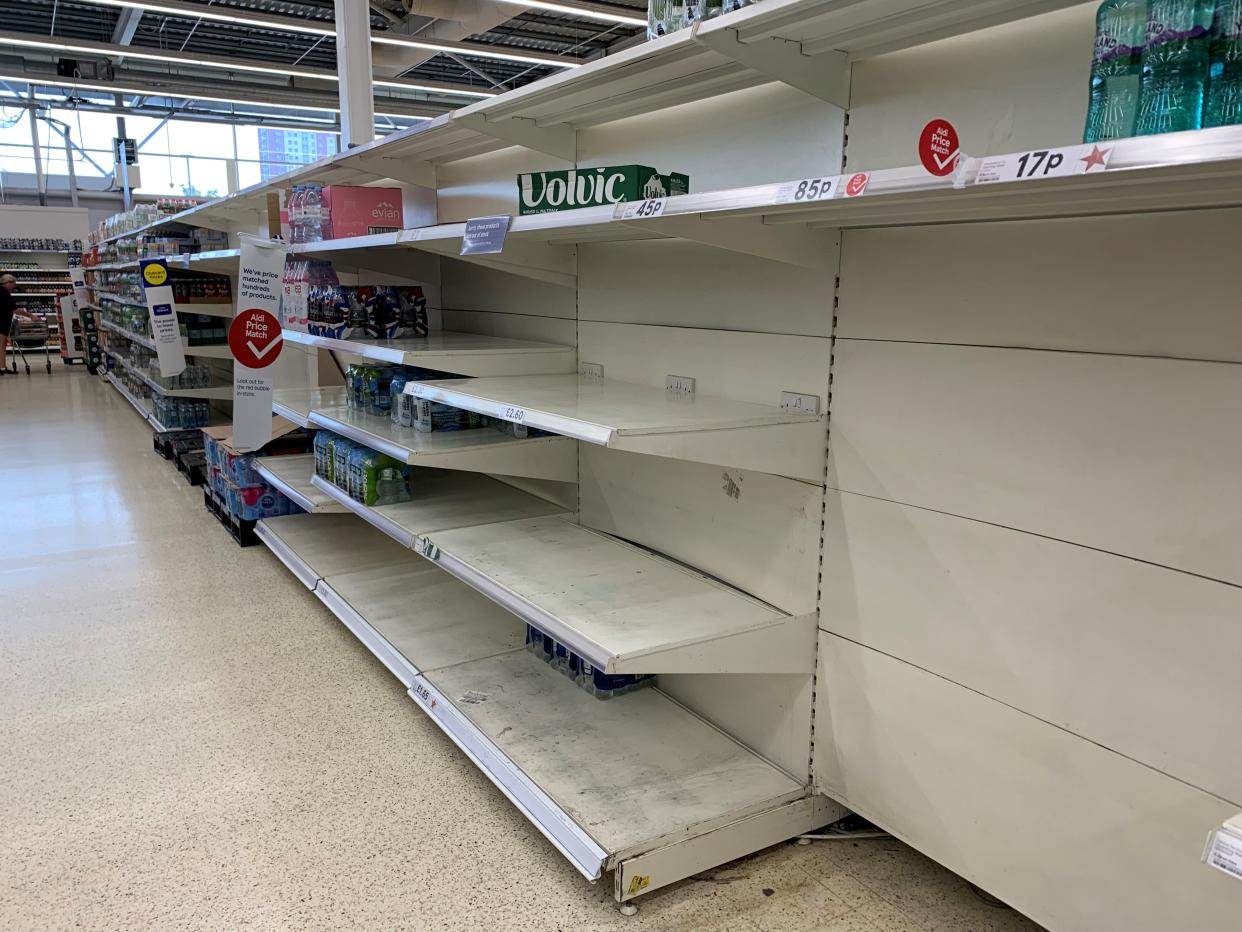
[
  {"xmin": 0, "ymin": 35, "xmax": 498, "ymax": 99},
  {"xmin": 80, "ymin": 0, "xmax": 583, "ymax": 69},
  {"xmin": 495, "ymin": 0, "xmax": 647, "ymax": 27}
]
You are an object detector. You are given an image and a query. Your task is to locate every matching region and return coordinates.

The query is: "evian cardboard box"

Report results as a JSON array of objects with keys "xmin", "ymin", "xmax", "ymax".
[{"xmin": 321, "ymin": 186, "xmax": 404, "ymax": 239}]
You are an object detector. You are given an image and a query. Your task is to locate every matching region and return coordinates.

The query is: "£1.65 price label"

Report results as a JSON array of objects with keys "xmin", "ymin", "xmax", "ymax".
[
  {"xmin": 615, "ymin": 198, "xmax": 667, "ymax": 220},
  {"xmin": 975, "ymin": 143, "xmax": 1114, "ymax": 185},
  {"xmin": 776, "ymin": 176, "xmax": 839, "ymax": 205}
]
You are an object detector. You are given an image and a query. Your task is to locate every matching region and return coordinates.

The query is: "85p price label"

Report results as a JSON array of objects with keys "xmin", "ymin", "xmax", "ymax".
[{"xmin": 776, "ymin": 176, "xmax": 839, "ymax": 204}]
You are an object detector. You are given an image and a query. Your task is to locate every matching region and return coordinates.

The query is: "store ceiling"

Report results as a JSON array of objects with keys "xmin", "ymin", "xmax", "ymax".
[{"xmin": 0, "ymin": 0, "xmax": 647, "ymax": 129}]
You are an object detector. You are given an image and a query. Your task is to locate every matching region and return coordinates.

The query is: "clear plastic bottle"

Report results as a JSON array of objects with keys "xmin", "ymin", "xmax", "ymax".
[
  {"xmin": 303, "ymin": 184, "xmax": 323, "ymax": 244},
  {"xmin": 1136, "ymin": 0, "xmax": 1215, "ymax": 135},
  {"xmin": 1205, "ymin": 1, "xmax": 1242, "ymax": 126},
  {"xmin": 288, "ymin": 185, "xmax": 305, "ymax": 244},
  {"xmin": 1084, "ymin": 0, "xmax": 1148, "ymax": 142}
]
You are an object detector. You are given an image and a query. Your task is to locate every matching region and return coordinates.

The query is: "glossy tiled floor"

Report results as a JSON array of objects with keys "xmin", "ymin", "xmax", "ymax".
[{"xmin": 0, "ymin": 367, "xmax": 1046, "ymax": 932}]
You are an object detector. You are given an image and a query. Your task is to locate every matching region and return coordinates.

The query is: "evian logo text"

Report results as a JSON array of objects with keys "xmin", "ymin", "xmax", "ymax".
[{"xmin": 370, "ymin": 200, "xmax": 401, "ymax": 221}]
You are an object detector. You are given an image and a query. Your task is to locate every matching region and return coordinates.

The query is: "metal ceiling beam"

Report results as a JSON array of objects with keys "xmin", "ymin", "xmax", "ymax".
[{"xmin": 111, "ymin": 6, "xmax": 143, "ymax": 45}]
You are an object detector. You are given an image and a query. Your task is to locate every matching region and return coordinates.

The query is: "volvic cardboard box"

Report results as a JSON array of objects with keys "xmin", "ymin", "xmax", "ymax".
[
  {"xmin": 320, "ymin": 186, "xmax": 404, "ymax": 239},
  {"xmin": 518, "ymin": 165, "xmax": 690, "ymax": 215}
]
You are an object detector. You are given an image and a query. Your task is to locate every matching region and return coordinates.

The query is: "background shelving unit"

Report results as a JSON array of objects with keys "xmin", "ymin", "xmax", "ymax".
[{"xmin": 115, "ymin": 2, "xmax": 1242, "ymax": 927}]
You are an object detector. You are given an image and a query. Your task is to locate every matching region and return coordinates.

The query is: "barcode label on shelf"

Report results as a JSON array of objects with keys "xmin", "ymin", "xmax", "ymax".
[
  {"xmin": 615, "ymin": 198, "xmax": 667, "ymax": 220},
  {"xmin": 975, "ymin": 143, "xmax": 1113, "ymax": 185},
  {"xmin": 775, "ymin": 176, "xmax": 839, "ymax": 204},
  {"xmin": 1205, "ymin": 829, "xmax": 1242, "ymax": 881}
]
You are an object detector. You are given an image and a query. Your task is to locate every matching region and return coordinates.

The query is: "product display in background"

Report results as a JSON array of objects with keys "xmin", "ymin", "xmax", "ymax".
[
  {"xmin": 1086, "ymin": 0, "xmax": 1242, "ymax": 140},
  {"xmin": 90, "ymin": 199, "xmax": 200, "ymax": 244},
  {"xmin": 648, "ymin": 0, "xmax": 734, "ymax": 38},
  {"xmin": 303, "ymin": 283, "xmax": 429, "ymax": 341},
  {"xmin": 0, "ymin": 237, "xmax": 79, "ymax": 251},
  {"xmin": 286, "ymin": 184, "xmax": 403, "ymax": 244},
  {"xmin": 518, "ymin": 166, "xmax": 690, "ymax": 215}
]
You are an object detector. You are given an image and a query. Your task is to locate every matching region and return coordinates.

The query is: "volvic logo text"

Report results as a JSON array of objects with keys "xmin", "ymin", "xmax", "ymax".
[{"xmin": 521, "ymin": 168, "xmax": 628, "ymax": 210}]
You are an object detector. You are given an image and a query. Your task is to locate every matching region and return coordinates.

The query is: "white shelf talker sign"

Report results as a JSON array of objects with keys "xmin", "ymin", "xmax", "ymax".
[
  {"xmin": 974, "ymin": 143, "xmax": 1114, "ymax": 185},
  {"xmin": 230, "ymin": 234, "xmax": 288, "ymax": 451},
  {"xmin": 1204, "ymin": 819, "xmax": 1242, "ymax": 882},
  {"xmin": 69, "ymin": 267, "xmax": 89, "ymax": 310},
  {"xmin": 138, "ymin": 259, "xmax": 186, "ymax": 377}
]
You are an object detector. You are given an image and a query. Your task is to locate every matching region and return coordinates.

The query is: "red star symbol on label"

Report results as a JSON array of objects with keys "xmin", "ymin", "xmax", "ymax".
[{"xmin": 1080, "ymin": 145, "xmax": 1111, "ymax": 172}]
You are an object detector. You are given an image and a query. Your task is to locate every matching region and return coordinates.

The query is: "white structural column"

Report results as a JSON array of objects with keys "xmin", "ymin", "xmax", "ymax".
[{"xmin": 335, "ymin": 0, "xmax": 376, "ymax": 147}]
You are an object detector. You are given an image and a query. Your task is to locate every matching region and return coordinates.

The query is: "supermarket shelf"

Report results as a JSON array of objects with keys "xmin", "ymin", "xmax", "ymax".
[
  {"xmin": 103, "ymin": 371, "xmax": 153, "ymax": 426},
  {"xmin": 408, "ymin": 374, "xmax": 826, "ymax": 481},
  {"xmin": 96, "ymin": 291, "xmax": 234, "ymax": 318},
  {"xmin": 309, "ymin": 470, "xmax": 566, "ymax": 549},
  {"xmin": 282, "ymin": 329, "xmax": 576, "ymax": 377},
  {"xmin": 272, "ymin": 385, "xmax": 350, "ymax": 428},
  {"xmin": 254, "ymin": 455, "xmax": 348, "ymax": 515},
  {"xmin": 99, "ymin": 317, "xmax": 234, "ymax": 359},
  {"xmin": 255, "ymin": 513, "xmax": 413, "ymax": 588},
  {"xmin": 256, "ymin": 511, "xmax": 814, "ymax": 883},
  {"xmin": 317, "ymin": 560, "xmax": 525, "ymax": 687},
  {"xmin": 0, "ymin": 247, "xmax": 68, "ymax": 254},
  {"xmin": 307, "ymin": 403, "xmax": 577, "ymax": 482},
  {"xmin": 416, "ymin": 514, "xmax": 816, "ymax": 675},
  {"xmin": 106, "ymin": 350, "xmax": 233, "ymax": 399}
]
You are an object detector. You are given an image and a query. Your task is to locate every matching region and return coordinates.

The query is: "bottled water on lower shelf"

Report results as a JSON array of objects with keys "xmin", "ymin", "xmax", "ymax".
[
  {"xmin": 1205, "ymin": 0, "xmax": 1242, "ymax": 126},
  {"xmin": 1137, "ymin": 0, "xmax": 1215, "ymax": 135},
  {"xmin": 525, "ymin": 624, "xmax": 655, "ymax": 700}
]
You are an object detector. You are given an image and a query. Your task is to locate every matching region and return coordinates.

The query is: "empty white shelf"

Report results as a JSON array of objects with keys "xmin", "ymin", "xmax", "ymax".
[
  {"xmin": 254, "ymin": 455, "xmax": 347, "ymax": 514},
  {"xmin": 307, "ymin": 403, "xmax": 577, "ymax": 482},
  {"xmin": 316, "ymin": 562, "xmax": 525, "ymax": 687},
  {"xmin": 282, "ymin": 329, "xmax": 576, "ymax": 377},
  {"xmin": 101, "ymin": 318, "xmax": 234, "ymax": 359},
  {"xmin": 410, "ymin": 650, "xmax": 807, "ymax": 877},
  {"xmin": 254, "ymin": 513, "xmax": 415, "ymax": 589},
  {"xmin": 408, "ymin": 374, "xmax": 826, "ymax": 480},
  {"xmin": 271, "ymin": 385, "xmax": 350, "ymax": 428},
  {"xmin": 309, "ymin": 470, "xmax": 568, "ymax": 549},
  {"xmin": 415, "ymin": 515, "xmax": 815, "ymax": 675}
]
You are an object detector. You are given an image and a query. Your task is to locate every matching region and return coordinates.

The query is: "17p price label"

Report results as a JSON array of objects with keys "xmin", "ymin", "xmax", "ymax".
[{"xmin": 975, "ymin": 143, "xmax": 1113, "ymax": 184}]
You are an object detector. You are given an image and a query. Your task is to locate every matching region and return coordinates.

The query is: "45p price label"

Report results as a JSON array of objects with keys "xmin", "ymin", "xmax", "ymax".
[
  {"xmin": 615, "ymin": 198, "xmax": 667, "ymax": 220},
  {"xmin": 975, "ymin": 143, "xmax": 1113, "ymax": 184},
  {"xmin": 776, "ymin": 176, "xmax": 839, "ymax": 204}
]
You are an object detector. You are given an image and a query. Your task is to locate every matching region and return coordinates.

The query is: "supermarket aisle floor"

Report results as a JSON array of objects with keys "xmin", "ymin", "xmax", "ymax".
[{"xmin": 0, "ymin": 367, "xmax": 1045, "ymax": 932}]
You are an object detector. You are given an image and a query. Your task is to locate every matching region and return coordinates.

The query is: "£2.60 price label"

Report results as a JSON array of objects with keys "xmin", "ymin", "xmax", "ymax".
[
  {"xmin": 615, "ymin": 198, "xmax": 667, "ymax": 220},
  {"xmin": 975, "ymin": 143, "xmax": 1114, "ymax": 184},
  {"xmin": 502, "ymin": 406, "xmax": 526, "ymax": 423},
  {"xmin": 776, "ymin": 176, "xmax": 839, "ymax": 205}
]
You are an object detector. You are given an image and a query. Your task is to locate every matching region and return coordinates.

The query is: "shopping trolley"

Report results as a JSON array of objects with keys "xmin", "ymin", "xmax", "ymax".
[{"xmin": 9, "ymin": 315, "xmax": 53, "ymax": 374}]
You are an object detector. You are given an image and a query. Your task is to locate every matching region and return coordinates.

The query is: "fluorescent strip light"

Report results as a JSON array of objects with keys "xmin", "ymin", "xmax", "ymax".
[
  {"xmin": 80, "ymin": 0, "xmax": 582, "ymax": 68},
  {"xmin": 0, "ymin": 73, "xmax": 431, "ymax": 121},
  {"xmin": 496, "ymin": 0, "xmax": 647, "ymax": 26},
  {"xmin": 0, "ymin": 35, "xmax": 498, "ymax": 99}
]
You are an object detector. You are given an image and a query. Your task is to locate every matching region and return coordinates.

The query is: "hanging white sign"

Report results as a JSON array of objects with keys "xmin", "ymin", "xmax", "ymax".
[
  {"xmin": 69, "ymin": 267, "xmax": 89, "ymax": 310},
  {"xmin": 230, "ymin": 234, "xmax": 288, "ymax": 451},
  {"xmin": 138, "ymin": 259, "xmax": 186, "ymax": 377}
]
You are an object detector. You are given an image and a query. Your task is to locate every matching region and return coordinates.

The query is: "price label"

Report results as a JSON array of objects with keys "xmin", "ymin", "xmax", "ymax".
[
  {"xmin": 412, "ymin": 681, "xmax": 433, "ymax": 705},
  {"xmin": 1206, "ymin": 829, "xmax": 1242, "ymax": 881},
  {"xmin": 776, "ymin": 176, "xmax": 839, "ymax": 205},
  {"xmin": 414, "ymin": 537, "xmax": 439, "ymax": 560},
  {"xmin": 502, "ymin": 406, "xmax": 527, "ymax": 423},
  {"xmin": 615, "ymin": 198, "xmax": 667, "ymax": 220},
  {"xmin": 975, "ymin": 143, "xmax": 1113, "ymax": 185}
]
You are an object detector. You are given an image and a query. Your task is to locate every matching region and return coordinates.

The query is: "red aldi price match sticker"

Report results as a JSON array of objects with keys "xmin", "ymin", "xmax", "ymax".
[
  {"xmin": 229, "ymin": 308, "xmax": 284, "ymax": 369},
  {"xmin": 975, "ymin": 143, "xmax": 1114, "ymax": 185},
  {"xmin": 844, "ymin": 172, "xmax": 870, "ymax": 197},
  {"xmin": 919, "ymin": 119, "xmax": 960, "ymax": 177}
]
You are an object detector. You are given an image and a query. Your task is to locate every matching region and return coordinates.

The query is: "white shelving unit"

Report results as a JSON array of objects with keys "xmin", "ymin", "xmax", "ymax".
[
  {"xmin": 106, "ymin": 350, "xmax": 233, "ymax": 400},
  {"xmin": 254, "ymin": 455, "xmax": 347, "ymax": 515},
  {"xmin": 99, "ymin": 317, "xmax": 233, "ymax": 359},
  {"xmin": 283, "ymin": 330, "xmax": 576, "ymax": 376},
  {"xmin": 136, "ymin": 2, "xmax": 1241, "ymax": 926}
]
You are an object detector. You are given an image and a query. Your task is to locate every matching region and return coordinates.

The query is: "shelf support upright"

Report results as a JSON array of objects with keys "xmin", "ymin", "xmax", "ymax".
[{"xmin": 335, "ymin": 0, "xmax": 375, "ymax": 148}]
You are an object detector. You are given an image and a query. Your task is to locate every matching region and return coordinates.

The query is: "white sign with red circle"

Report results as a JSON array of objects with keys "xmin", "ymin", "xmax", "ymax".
[
  {"xmin": 229, "ymin": 309, "xmax": 284, "ymax": 369},
  {"xmin": 919, "ymin": 119, "xmax": 960, "ymax": 177}
]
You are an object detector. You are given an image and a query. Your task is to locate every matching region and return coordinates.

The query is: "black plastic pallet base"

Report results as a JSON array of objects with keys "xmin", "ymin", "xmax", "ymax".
[{"xmin": 202, "ymin": 486, "xmax": 259, "ymax": 547}]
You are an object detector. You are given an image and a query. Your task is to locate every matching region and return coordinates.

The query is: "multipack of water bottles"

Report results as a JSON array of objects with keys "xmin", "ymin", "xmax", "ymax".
[
  {"xmin": 313, "ymin": 431, "xmax": 412, "ymax": 507},
  {"xmin": 1085, "ymin": 0, "xmax": 1242, "ymax": 141},
  {"xmin": 306, "ymin": 284, "xmax": 428, "ymax": 341},
  {"xmin": 648, "ymin": 0, "xmax": 751, "ymax": 38},
  {"xmin": 525, "ymin": 624, "xmax": 655, "ymax": 700}
]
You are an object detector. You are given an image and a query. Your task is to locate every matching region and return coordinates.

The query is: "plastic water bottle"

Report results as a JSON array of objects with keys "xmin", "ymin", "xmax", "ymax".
[
  {"xmin": 1084, "ymin": 0, "xmax": 1148, "ymax": 142},
  {"xmin": 303, "ymin": 184, "xmax": 323, "ymax": 244},
  {"xmin": 1205, "ymin": 1, "xmax": 1242, "ymax": 126},
  {"xmin": 1136, "ymin": 0, "xmax": 1215, "ymax": 135},
  {"xmin": 288, "ymin": 185, "xmax": 304, "ymax": 244}
]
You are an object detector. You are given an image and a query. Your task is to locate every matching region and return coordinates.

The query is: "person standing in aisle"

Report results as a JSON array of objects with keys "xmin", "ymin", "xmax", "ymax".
[{"xmin": 0, "ymin": 273, "xmax": 38, "ymax": 374}]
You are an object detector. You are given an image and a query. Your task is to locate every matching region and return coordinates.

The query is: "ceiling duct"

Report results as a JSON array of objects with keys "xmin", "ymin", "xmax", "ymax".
[{"xmin": 56, "ymin": 58, "xmax": 115, "ymax": 81}]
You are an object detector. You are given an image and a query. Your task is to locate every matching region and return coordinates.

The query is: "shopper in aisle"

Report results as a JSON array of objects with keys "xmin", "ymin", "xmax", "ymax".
[{"xmin": 0, "ymin": 273, "xmax": 38, "ymax": 374}]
